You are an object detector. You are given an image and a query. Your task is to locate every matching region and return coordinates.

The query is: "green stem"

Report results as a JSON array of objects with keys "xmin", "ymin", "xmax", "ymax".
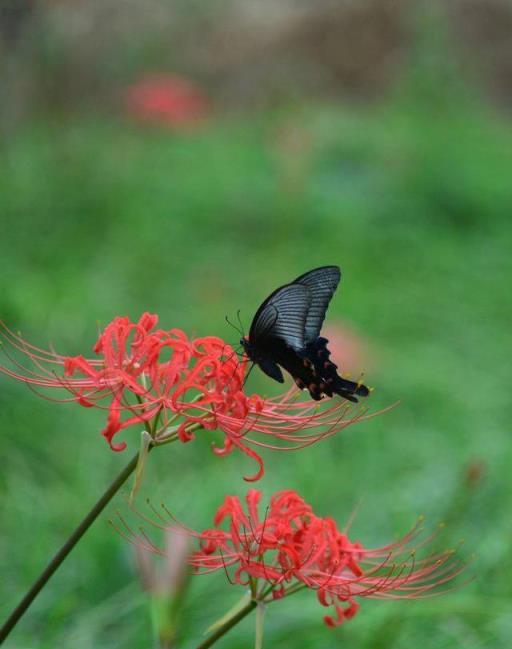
[
  {"xmin": 0, "ymin": 448, "xmax": 146, "ymax": 644},
  {"xmin": 194, "ymin": 600, "xmax": 257, "ymax": 649}
]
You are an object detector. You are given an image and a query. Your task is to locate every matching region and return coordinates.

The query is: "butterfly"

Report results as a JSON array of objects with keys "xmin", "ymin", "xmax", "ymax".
[{"xmin": 240, "ymin": 266, "xmax": 369, "ymax": 402}]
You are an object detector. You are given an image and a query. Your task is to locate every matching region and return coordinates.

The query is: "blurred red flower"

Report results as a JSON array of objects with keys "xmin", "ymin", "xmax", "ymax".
[
  {"xmin": 125, "ymin": 74, "xmax": 209, "ymax": 128},
  {"xmin": 321, "ymin": 322, "xmax": 371, "ymax": 377},
  {"xmin": 0, "ymin": 314, "xmax": 368, "ymax": 480},
  {"xmin": 119, "ymin": 489, "xmax": 464, "ymax": 627}
]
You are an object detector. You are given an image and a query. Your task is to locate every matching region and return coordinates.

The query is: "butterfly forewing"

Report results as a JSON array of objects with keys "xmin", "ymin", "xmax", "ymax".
[
  {"xmin": 249, "ymin": 284, "xmax": 312, "ymax": 351},
  {"xmin": 293, "ymin": 266, "xmax": 341, "ymax": 343}
]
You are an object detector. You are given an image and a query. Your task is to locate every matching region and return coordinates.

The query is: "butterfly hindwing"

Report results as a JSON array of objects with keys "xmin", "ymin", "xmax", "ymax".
[
  {"xmin": 257, "ymin": 356, "xmax": 285, "ymax": 383},
  {"xmin": 249, "ymin": 283, "xmax": 312, "ymax": 352},
  {"xmin": 293, "ymin": 266, "xmax": 341, "ymax": 344}
]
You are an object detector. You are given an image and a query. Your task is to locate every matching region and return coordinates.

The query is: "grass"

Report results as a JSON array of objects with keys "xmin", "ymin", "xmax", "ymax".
[{"xmin": 1, "ymin": 89, "xmax": 512, "ymax": 648}]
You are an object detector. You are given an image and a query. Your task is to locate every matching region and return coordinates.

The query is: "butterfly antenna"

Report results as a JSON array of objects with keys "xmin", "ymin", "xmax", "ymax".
[
  {"xmin": 225, "ymin": 314, "xmax": 243, "ymax": 337},
  {"xmin": 236, "ymin": 309, "xmax": 245, "ymax": 338}
]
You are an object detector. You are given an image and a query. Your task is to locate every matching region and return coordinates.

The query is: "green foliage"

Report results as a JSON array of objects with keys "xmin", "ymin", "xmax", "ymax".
[{"xmin": 1, "ymin": 88, "xmax": 512, "ymax": 648}]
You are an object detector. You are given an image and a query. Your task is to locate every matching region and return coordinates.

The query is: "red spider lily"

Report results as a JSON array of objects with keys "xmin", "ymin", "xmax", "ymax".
[
  {"xmin": 0, "ymin": 314, "xmax": 368, "ymax": 480},
  {"xmin": 125, "ymin": 74, "xmax": 209, "ymax": 129},
  {"xmin": 116, "ymin": 489, "xmax": 465, "ymax": 627}
]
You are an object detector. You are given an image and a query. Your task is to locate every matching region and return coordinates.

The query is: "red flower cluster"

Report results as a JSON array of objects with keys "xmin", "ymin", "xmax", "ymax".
[
  {"xmin": 120, "ymin": 490, "xmax": 463, "ymax": 628},
  {"xmin": 0, "ymin": 314, "xmax": 365, "ymax": 480},
  {"xmin": 125, "ymin": 74, "xmax": 209, "ymax": 129}
]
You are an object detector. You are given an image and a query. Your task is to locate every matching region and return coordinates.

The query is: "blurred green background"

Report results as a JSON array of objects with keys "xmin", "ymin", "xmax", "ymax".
[{"xmin": 1, "ymin": 1, "xmax": 512, "ymax": 647}]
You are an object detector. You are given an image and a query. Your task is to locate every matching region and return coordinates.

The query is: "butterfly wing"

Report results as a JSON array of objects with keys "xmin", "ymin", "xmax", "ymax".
[
  {"xmin": 249, "ymin": 283, "xmax": 312, "ymax": 352},
  {"xmin": 293, "ymin": 266, "xmax": 341, "ymax": 343},
  {"xmin": 257, "ymin": 356, "xmax": 285, "ymax": 383}
]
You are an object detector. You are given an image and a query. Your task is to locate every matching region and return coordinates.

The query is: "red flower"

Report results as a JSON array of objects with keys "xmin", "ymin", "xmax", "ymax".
[
  {"xmin": 0, "ymin": 315, "xmax": 368, "ymax": 480},
  {"xmin": 125, "ymin": 74, "xmax": 209, "ymax": 129},
  {"xmin": 119, "ymin": 490, "xmax": 464, "ymax": 627}
]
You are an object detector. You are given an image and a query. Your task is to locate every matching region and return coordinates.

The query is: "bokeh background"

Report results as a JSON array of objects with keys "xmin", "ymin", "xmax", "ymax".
[{"xmin": 1, "ymin": 1, "xmax": 512, "ymax": 647}]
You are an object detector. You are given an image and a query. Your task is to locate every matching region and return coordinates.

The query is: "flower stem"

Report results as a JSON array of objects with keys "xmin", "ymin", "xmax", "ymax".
[
  {"xmin": 194, "ymin": 600, "xmax": 257, "ymax": 649},
  {"xmin": 0, "ymin": 449, "xmax": 145, "ymax": 643}
]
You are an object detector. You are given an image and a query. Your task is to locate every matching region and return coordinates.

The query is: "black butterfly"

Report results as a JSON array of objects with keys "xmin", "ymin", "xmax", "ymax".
[{"xmin": 240, "ymin": 266, "xmax": 369, "ymax": 402}]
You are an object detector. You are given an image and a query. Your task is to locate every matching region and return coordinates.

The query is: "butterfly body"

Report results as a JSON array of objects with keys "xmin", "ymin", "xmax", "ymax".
[
  {"xmin": 240, "ymin": 336, "xmax": 287, "ymax": 384},
  {"xmin": 241, "ymin": 266, "xmax": 369, "ymax": 402}
]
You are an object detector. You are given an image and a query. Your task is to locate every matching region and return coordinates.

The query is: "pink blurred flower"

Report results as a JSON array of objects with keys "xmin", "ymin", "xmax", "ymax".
[
  {"xmin": 125, "ymin": 74, "xmax": 209, "ymax": 128},
  {"xmin": 322, "ymin": 322, "xmax": 371, "ymax": 377}
]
